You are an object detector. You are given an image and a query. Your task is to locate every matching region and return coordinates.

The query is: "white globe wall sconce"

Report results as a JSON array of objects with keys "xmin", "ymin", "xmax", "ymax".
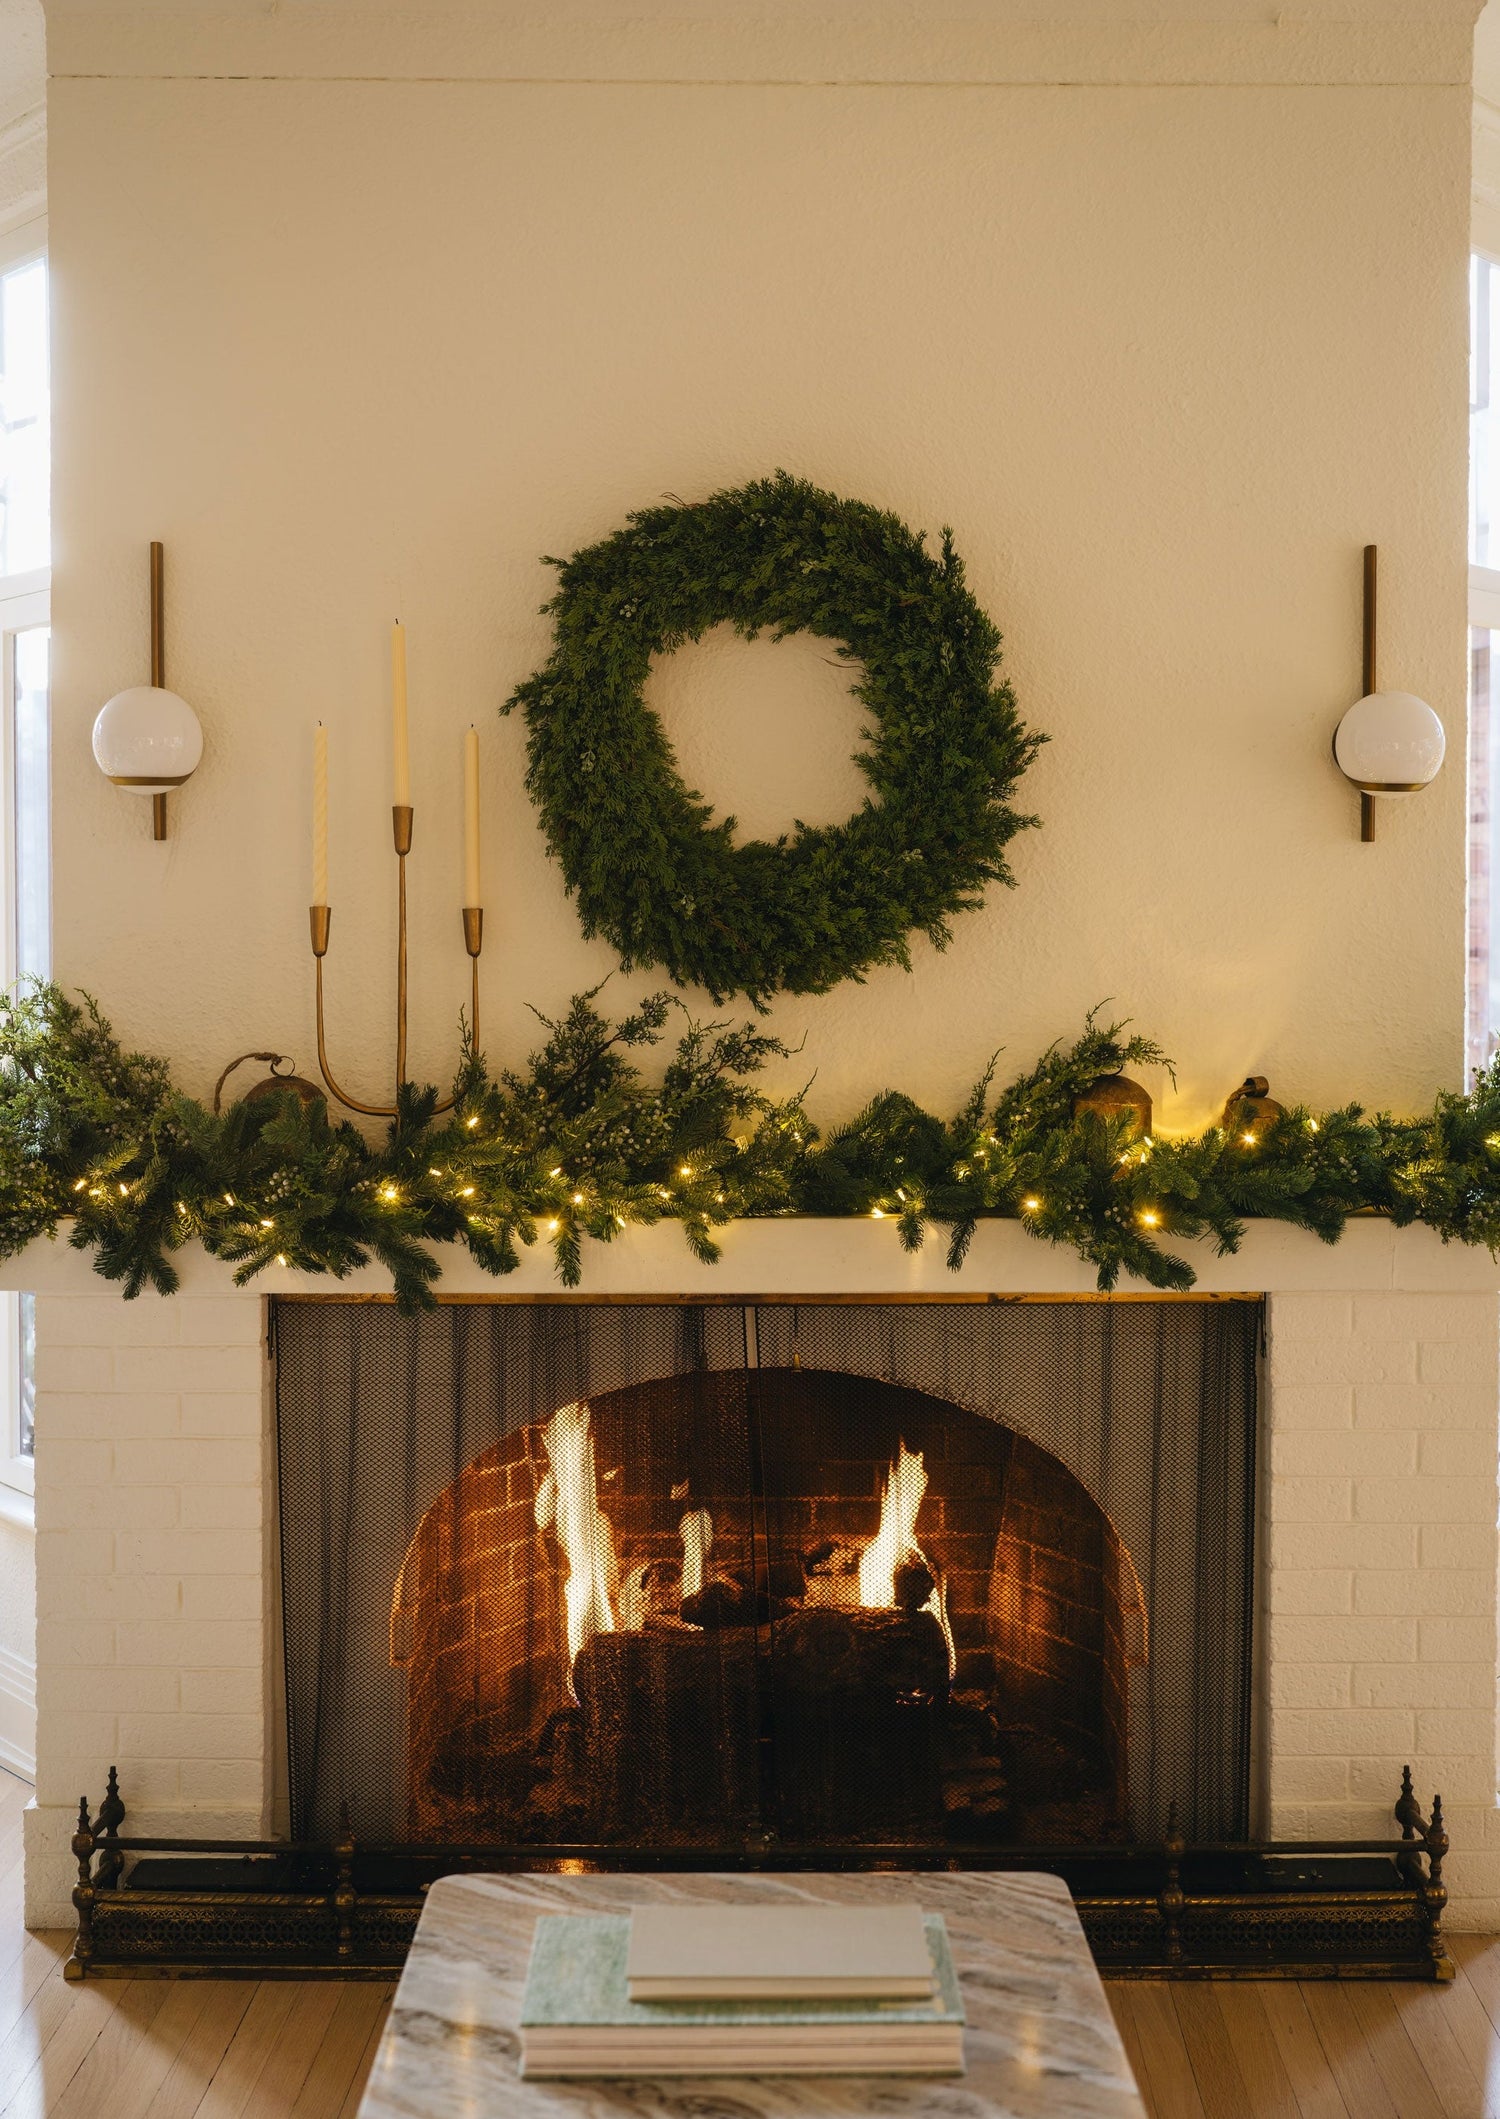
[
  {"xmin": 1332, "ymin": 545, "xmax": 1445, "ymax": 842},
  {"xmin": 91, "ymin": 542, "xmax": 203, "ymax": 841}
]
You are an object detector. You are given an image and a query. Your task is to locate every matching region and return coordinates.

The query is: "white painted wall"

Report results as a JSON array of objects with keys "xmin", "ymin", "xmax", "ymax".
[{"xmin": 38, "ymin": 0, "xmax": 1477, "ymax": 1138}]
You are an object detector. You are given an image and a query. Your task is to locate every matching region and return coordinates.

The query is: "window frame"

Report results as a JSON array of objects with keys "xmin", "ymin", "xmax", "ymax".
[
  {"xmin": 0, "ymin": 215, "xmax": 49, "ymax": 1505},
  {"xmin": 0, "ymin": 214, "xmax": 48, "ymax": 593},
  {"xmin": 1473, "ymin": 566, "xmax": 1500, "ymax": 629},
  {"xmin": 0, "ymin": 214, "xmax": 44, "ymax": 280},
  {"xmin": 0, "ymin": 592, "xmax": 45, "ymax": 1500}
]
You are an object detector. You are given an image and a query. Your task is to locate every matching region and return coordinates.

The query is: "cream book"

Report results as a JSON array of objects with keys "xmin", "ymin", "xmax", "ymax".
[
  {"xmin": 519, "ymin": 1912, "xmax": 964, "ymax": 2078},
  {"xmin": 625, "ymin": 1902, "xmax": 935, "ymax": 2001}
]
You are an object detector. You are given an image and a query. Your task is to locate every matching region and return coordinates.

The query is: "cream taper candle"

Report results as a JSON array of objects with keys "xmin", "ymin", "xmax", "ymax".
[
  {"xmin": 312, "ymin": 722, "xmax": 328, "ymax": 905},
  {"xmin": 391, "ymin": 621, "xmax": 410, "ymax": 808},
  {"xmin": 464, "ymin": 725, "xmax": 481, "ymax": 906}
]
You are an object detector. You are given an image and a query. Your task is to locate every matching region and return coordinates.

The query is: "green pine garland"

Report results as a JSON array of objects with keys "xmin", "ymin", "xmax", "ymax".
[
  {"xmin": 503, "ymin": 471, "xmax": 1044, "ymax": 1007},
  {"xmin": 4, "ymin": 982, "xmax": 1500, "ymax": 1311}
]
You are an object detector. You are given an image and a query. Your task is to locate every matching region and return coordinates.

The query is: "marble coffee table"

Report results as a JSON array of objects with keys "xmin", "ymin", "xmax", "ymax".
[{"xmin": 357, "ymin": 1869, "xmax": 1146, "ymax": 2119}]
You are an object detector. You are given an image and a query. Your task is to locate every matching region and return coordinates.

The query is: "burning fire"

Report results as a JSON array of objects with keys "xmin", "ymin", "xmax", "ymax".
[
  {"xmin": 858, "ymin": 1442, "xmax": 927, "ymax": 1606},
  {"xmin": 536, "ymin": 1401, "xmax": 619, "ymax": 1694},
  {"xmin": 858, "ymin": 1441, "xmax": 956, "ymax": 1677},
  {"xmin": 536, "ymin": 1401, "xmax": 723, "ymax": 1689},
  {"xmin": 680, "ymin": 1507, "xmax": 713, "ymax": 1598},
  {"xmin": 535, "ymin": 1400, "xmax": 953, "ymax": 1689}
]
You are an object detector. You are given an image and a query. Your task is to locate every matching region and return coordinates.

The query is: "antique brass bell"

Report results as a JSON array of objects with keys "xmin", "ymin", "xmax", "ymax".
[
  {"xmin": 212, "ymin": 1051, "xmax": 325, "ymax": 1115},
  {"xmin": 1221, "ymin": 1076, "xmax": 1285, "ymax": 1137},
  {"xmin": 1073, "ymin": 1073, "xmax": 1153, "ymax": 1139}
]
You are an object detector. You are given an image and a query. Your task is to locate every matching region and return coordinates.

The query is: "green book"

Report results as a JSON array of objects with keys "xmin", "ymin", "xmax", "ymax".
[{"xmin": 519, "ymin": 1911, "xmax": 965, "ymax": 2078}]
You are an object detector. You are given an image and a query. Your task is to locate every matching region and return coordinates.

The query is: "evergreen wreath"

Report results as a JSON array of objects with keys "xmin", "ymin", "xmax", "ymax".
[
  {"xmin": 8, "ymin": 981, "xmax": 1500, "ymax": 1313},
  {"xmin": 504, "ymin": 471, "xmax": 1044, "ymax": 1007}
]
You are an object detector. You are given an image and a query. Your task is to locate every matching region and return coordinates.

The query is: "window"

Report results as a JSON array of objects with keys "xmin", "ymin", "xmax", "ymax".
[
  {"xmin": 0, "ymin": 219, "xmax": 49, "ymax": 1497},
  {"xmin": 0, "ymin": 242, "xmax": 48, "ymax": 585}
]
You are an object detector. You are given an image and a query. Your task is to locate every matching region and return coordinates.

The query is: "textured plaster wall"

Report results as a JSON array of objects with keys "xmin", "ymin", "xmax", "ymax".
[{"xmin": 39, "ymin": 4, "xmax": 1475, "ymax": 1138}]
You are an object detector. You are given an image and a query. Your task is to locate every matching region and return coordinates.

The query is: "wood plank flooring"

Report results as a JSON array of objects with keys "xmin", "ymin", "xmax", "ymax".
[
  {"xmin": 8, "ymin": 1767, "xmax": 1500, "ymax": 2116},
  {"xmin": 0, "ymin": 1773, "xmax": 391, "ymax": 2118},
  {"xmin": 1109, "ymin": 1951, "xmax": 1500, "ymax": 2119}
]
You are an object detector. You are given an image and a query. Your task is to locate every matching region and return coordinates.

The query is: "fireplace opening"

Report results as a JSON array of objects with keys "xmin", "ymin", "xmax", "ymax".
[
  {"xmin": 388, "ymin": 1370, "xmax": 1146, "ymax": 1848},
  {"xmin": 274, "ymin": 1297, "xmax": 1257, "ymax": 1855}
]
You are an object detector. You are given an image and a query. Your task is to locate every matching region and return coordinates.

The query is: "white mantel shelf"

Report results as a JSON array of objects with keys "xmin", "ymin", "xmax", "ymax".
[{"xmin": 2, "ymin": 1217, "xmax": 1496, "ymax": 1304}]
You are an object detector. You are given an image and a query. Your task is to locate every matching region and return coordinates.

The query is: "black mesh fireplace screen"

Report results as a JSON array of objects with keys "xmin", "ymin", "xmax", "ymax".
[{"xmin": 272, "ymin": 1296, "xmax": 1259, "ymax": 1854}]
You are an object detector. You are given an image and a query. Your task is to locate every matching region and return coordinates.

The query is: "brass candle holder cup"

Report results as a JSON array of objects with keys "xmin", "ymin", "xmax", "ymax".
[{"xmin": 310, "ymin": 805, "xmax": 482, "ymax": 1118}]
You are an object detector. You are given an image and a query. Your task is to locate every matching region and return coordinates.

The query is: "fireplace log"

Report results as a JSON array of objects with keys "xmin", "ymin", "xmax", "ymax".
[
  {"xmin": 768, "ymin": 1606, "xmax": 948, "ymax": 1841},
  {"xmin": 573, "ymin": 1626, "xmax": 761, "ymax": 1840},
  {"xmin": 680, "ymin": 1578, "xmax": 758, "ymax": 1629},
  {"xmin": 893, "ymin": 1557, "xmax": 937, "ymax": 1613}
]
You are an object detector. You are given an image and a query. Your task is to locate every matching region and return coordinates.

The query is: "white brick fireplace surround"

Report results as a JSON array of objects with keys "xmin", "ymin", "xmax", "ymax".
[{"xmin": 8, "ymin": 1219, "xmax": 1500, "ymax": 1930}]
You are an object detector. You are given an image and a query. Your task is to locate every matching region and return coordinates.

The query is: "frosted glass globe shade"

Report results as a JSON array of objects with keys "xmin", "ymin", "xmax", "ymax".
[
  {"xmin": 1333, "ymin": 691, "xmax": 1445, "ymax": 795},
  {"xmin": 91, "ymin": 686, "xmax": 203, "ymax": 795}
]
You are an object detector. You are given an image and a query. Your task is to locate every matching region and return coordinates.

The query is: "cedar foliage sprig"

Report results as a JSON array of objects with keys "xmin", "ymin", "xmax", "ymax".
[
  {"xmin": 0, "ymin": 981, "xmax": 802, "ymax": 1308},
  {"xmin": 5, "ymin": 982, "xmax": 1500, "ymax": 1309}
]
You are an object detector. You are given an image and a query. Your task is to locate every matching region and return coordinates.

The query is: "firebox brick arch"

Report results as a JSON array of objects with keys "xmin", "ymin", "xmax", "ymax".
[{"xmin": 389, "ymin": 1368, "xmax": 1144, "ymax": 1847}]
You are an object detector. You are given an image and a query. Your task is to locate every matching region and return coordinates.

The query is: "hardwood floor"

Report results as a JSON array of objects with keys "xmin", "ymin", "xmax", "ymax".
[
  {"xmin": 0, "ymin": 1773, "xmax": 392, "ymax": 2118},
  {"xmin": 7, "ymin": 1763, "xmax": 1500, "ymax": 2117},
  {"xmin": 1108, "ymin": 1951, "xmax": 1500, "ymax": 2118}
]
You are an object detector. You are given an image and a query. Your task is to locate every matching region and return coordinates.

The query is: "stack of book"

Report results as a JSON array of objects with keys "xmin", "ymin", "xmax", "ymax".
[{"xmin": 518, "ymin": 1902, "xmax": 965, "ymax": 2078}]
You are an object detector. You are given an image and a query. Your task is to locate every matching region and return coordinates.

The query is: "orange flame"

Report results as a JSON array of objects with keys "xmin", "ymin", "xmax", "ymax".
[
  {"xmin": 858, "ymin": 1443, "xmax": 928, "ymax": 1607},
  {"xmin": 535, "ymin": 1400, "xmax": 618, "ymax": 1696},
  {"xmin": 859, "ymin": 1441, "xmax": 955, "ymax": 1678},
  {"xmin": 680, "ymin": 1508, "xmax": 713, "ymax": 1598}
]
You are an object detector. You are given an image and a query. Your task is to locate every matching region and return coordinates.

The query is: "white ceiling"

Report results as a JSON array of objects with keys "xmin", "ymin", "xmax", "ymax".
[
  {"xmin": 1, "ymin": 4, "xmax": 1490, "ymax": 131},
  {"xmin": 0, "ymin": 0, "xmax": 43, "ymax": 137},
  {"xmin": 1479, "ymin": 0, "xmax": 1500, "ymax": 102},
  {"xmin": 27, "ymin": 0, "xmax": 1491, "ymax": 21}
]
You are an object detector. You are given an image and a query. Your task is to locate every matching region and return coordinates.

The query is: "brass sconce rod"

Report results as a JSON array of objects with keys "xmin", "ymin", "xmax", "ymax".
[
  {"xmin": 1332, "ymin": 540, "xmax": 1444, "ymax": 842},
  {"xmin": 149, "ymin": 543, "xmax": 167, "ymax": 842},
  {"xmin": 92, "ymin": 539, "xmax": 203, "ymax": 840},
  {"xmin": 1360, "ymin": 544, "xmax": 1377, "ymax": 843},
  {"xmin": 309, "ymin": 807, "xmax": 482, "ymax": 1121}
]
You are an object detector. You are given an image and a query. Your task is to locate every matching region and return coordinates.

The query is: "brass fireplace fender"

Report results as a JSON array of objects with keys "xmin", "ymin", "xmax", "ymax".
[{"xmin": 64, "ymin": 1766, "xmax": 1452, "ymax": 1983}]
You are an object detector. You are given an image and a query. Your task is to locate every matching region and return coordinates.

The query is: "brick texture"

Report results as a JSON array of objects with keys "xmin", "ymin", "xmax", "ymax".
[
  {"xmin": 392, "ymin": 1368, "xmax": 1137, "ymax": 1841},
  {"xmin": 24, "ymin": 1291, "xmax": 267, "ymax": 1926},
  {"xmin": 1265, "ymin": 1288, "xmax": 1500, "ymax": 1924}
]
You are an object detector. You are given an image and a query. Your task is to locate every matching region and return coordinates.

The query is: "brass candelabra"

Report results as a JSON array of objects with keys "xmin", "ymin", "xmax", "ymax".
[{"xmin": 309, "ymin": 805, "xmax": 482, "ymax": 1117}]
